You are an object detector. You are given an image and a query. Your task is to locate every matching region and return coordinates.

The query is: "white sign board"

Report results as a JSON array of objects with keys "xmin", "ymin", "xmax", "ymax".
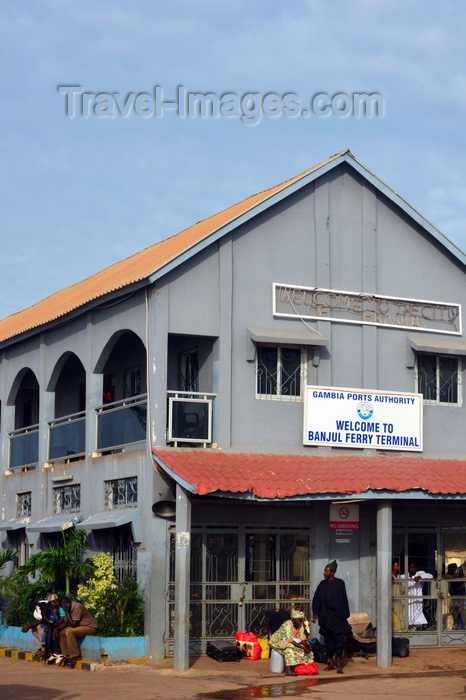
[
  {"xmin": 330, "ymin": 504, "xmax": 360, "ymax": 530},
  {"xmin": 304, "ymin": 386, "xmax": 423, "ymax": 451}
]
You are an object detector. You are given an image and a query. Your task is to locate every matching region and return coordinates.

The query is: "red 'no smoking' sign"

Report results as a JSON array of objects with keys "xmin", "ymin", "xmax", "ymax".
[{"xmin": 329, "ymin": 503, "xmax": 360, "ymax": 530}]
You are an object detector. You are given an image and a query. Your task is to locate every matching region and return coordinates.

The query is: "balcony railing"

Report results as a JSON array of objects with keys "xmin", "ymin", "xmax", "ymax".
[
  {"xmin": 9, "ymin": 425, "xmax": 39, "ymax": 470},
  {"xmin": 48, "ymin": 411, "xmax": 86, "ymax": 462},
  {"xmin": 96, "ymin": 394, "xmax": 147, "ymax": 452},
  {"xmin": 167, "ymin": 391, "xmax": 215, "ymax": 446}
]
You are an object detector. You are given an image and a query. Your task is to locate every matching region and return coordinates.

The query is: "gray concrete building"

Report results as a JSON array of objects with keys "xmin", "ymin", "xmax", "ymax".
[{"xmin": 1, "ymin": 149, "xmax": 466, "ymax": 669}]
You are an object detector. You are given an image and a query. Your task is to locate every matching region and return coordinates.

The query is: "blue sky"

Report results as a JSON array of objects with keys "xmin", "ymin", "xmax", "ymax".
[{"xmin": 1, "ymin": 1, "xmax": 465, "ymax": 319}]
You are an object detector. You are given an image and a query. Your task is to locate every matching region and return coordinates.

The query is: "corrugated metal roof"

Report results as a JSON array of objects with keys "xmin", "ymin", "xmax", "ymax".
[
  {"xmin": 152, "ymin": 449, "xmax": 466, "ymax": 498},
  {"xmin": 0, "ymin": 151, "xmax": 345, "ymax": 345},
  {"xmin": 1, "ymin": 147, "xmax": 464, "ymax": 346}
]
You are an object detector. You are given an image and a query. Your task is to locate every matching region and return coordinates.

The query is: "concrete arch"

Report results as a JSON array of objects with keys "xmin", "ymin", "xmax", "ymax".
[
  {"xmin": 6, "ymin": 367, "xmax": 38, "ymax": 406},
  {"xmin": 93, "ymin": 329, "xmax": 146, "ymax": 375},
  {"xmin": 93, "ymin": 329, "xmax": 147, "ymax": 405},
  {"xmin": 46, "ymin": 351, "xmax": 85, "ymax": 393}
]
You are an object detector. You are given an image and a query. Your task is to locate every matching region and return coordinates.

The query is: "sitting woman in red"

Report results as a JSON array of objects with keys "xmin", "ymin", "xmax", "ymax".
[{"xmin": 269, "ymin": 610, "xmax": 313, "ymax": 675}]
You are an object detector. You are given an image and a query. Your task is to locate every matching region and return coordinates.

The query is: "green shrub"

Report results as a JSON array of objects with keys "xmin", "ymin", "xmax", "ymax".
[
  {"xmin": 1, "ymin": 545, "xmax": 144, "ymax": 636},
  {"xmin": 94, "ymin": 577, "xmax": 145, "ymax": 637},
  {"xmin": 1, "ymin": 526, "xmax": 95, "ymax": 626},
  {"xmin": 77, "ymin": 552, "xmax": 115, "ymax": 619},
  {"xmin": 77, "ymin": 553, "xmax": 144, "ymax": 637},
  {"xmin": 1, "ymin": 568, "xmax": 49, "ymax": 626}
]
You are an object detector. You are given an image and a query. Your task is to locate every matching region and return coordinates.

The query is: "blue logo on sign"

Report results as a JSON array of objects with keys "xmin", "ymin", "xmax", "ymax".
[{"xmin": 357, "ymin": 402, "xmax": 373, "ymax": 420}]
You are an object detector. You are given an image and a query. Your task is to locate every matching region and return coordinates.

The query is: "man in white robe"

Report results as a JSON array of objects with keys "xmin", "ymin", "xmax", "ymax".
[{"xmin": 402, "ymin": 561, "xmax": 433, "ymax": 627}]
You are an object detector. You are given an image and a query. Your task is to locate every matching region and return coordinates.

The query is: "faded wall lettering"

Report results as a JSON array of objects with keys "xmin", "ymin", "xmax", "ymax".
[{"xmin": 274, "ymin": 284, "xmax": 461, "ymax": 334}]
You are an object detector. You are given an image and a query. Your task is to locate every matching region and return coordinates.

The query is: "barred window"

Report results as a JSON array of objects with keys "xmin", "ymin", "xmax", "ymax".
[
  {"xmin": 256, "ymin": 346, "xmax": 305, "ymax": 400},
  {"xmin": 53, "ymin": 484, "xmax": 81, "ymax": 514},
  {"xmin": 416, "ymin": 354, "xmax": 462, "ymax": 406},
  {"xmin": 95, "ymin": 524, "xmax": 137, "ymax": 581},
  {"xmin": 104, "ymin": 476, "xmax": 138, "ymax": 510},
  {"xmin": 16, "ymin": 491, "xmax": 32, "ymax": 518}
]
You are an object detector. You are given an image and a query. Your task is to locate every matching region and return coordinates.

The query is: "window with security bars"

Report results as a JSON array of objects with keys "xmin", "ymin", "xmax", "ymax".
[
  {"xmin": 104, "ymin": 476, "xmax": 138, "ymax": 510},
  {"xmin": 16, "ymin": 491, "xmax": 31, "ymax": 518},
  {"xmin": 416, "ymin": 354, "xmax": 461, "ymax": 405},
  {"xmin": 92, "ymin": 523, "xmax": 137, "ymax": 581},
  {"xmin": 256, "ymin": 346, "xmax": 305, "ymax": 399},
  {"xmin": 53, "ymin": 484, "xmax": 81, "ymax": 514}
]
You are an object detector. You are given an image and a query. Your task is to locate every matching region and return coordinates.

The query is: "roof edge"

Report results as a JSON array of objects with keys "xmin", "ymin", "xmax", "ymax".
[
  {"xmin": 1, "ymin": 149, "xmax": 465, "ymax": 344},
  {"xmin": 150, "ymin": 149, "xmax": 466, "ymax": 285}
]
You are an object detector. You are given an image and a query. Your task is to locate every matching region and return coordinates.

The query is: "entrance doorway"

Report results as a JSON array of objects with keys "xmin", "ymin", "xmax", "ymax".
[
  {"xmin": 167, "ymin": 526, "xmax": 312, "ymax": 655},
  {"xmin": 392, "ymin": 527, "xmax": 466, "ymax": 646}
]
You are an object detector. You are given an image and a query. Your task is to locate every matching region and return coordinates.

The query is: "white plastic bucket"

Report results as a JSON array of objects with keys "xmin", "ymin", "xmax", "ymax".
[{"xmin": 270, "ymin": 648, "xmax": 284, "ymax": 673}]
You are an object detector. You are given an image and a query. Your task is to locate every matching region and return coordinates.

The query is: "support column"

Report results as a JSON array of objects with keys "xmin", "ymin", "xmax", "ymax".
[
  {"xmin": 376, "ymin": 499, "xmax": 392, "ymax": 668},
  {"xmin": 174, "ymin": 484, "xmax": 191, "ymax": 672},
  {"xmin": 85, "ymin": 373, "xmax": 102, "ymax": 455}
]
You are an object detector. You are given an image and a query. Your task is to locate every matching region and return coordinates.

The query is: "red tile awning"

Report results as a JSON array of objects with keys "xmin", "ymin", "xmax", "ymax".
[{"xmin": 152, "ymin": 449, "xmax": 466, "ymax": 499}]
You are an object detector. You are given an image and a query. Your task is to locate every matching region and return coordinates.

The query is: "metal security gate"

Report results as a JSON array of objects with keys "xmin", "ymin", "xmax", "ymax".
[
  {"xmin": 392, "ymin": 527, "xmax": 466, "ymax": 647},
  {"xmin": 167, "ymin": 526, "xmax": 312, "ymax": 656}
]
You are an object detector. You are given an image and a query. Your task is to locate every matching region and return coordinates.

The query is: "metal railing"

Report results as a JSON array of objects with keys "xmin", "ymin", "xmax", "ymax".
[
  {"xmin": 392, "ymin": 577, "xmax": 466, "ymax": 635},
  {"xmin": 9, "ymin": 425, "xmax": 39, "ymax": 470},
  {"xmin": 96, "ymin": 394, "xmax": 147, "ymax": 452},
  {"xmin": 48, "ymin": 411, "xmax": 86, "ymax": 462}
]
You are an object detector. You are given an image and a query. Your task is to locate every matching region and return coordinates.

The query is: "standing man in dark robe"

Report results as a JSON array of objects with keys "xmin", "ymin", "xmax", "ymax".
[{"xmin": 312, "ymin": 560, "xmax": 351, "ymax": 673}]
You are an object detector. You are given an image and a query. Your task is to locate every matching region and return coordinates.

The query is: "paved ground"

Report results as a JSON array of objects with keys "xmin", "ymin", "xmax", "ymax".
[{"xmin": 0, "ymin": 647, "xmax": 465, "ymax": 699}]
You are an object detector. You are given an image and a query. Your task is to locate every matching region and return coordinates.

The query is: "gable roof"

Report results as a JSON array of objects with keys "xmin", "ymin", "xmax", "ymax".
[{"xmin": 1, "ymin": 149, "xmax": 464, "ymax": 346}]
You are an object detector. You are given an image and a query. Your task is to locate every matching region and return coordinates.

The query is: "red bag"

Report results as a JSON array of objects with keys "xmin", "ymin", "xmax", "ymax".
[
  {"xmin": 235, "ymin": 631, "xmax": 261, "ymax": 660},
  {"xmin": 294, "ymin": 662, "xmax": 319, "ymax": 675},
  {"xmin": 236, "ymin": 631, "xmax": 256, "ymax": 646}
]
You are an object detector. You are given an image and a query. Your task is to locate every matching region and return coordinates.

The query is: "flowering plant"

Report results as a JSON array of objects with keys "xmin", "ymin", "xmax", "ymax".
[
  {"xmin": 77, "ymin": 553, "xmax": 144, "ymax": 637},
  {"xmin": 77, "ymin": 552, "xmax": 115, "ymax": 619}
]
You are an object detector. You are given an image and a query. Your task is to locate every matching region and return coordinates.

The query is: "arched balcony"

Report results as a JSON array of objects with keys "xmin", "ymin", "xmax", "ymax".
[
  {"xmin": 8, "ymin": 369, "xmax": 39, "ymax": 470},
  {"xmin": 47, "ymin": 353, "xmax": 86, "ymax": 463},
  {"xmin": 94, "ymin": 331, "xmax": 147, "ymax": 453}
]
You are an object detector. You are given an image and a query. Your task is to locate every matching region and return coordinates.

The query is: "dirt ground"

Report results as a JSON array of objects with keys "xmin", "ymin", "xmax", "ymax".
[{"xmin": 0, "ymin": 647, "xmax": 465, "ymax": 699}]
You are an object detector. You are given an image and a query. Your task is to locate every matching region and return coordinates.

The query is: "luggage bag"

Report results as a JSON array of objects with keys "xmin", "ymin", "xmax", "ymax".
[
  {"xmin": 206, "ymin": 639, "xmax": 242, "ymax": 662},
  {"xmin": 235, "ymin": 631, "xmax": 261, "ymax": 660},
  {"xmin": 309, "ymin": 637, "xmax": 328, "ymax": 663},
  {"xmin": 392, "ymin": 637, "xmax": 409, "ymax": 657}
]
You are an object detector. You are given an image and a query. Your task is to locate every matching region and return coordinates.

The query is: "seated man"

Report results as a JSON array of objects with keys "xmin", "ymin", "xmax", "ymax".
[
  {"xmin": 58, "ymin": 596, "xmax": 98, "ymax": 664},
  {"xmin": 45, "ymin": 594, "xmax": 67, "ymax": 663},
  {"xmin": 269, "ymin": 609, "xmax": 313, "ymax": 675},
  {"xmin": 21, "ymin": 599, "xmax": 49, "ymax": 658}
]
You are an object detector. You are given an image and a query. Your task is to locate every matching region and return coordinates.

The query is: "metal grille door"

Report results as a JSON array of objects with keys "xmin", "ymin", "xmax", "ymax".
[
  {"xmin": 167, "ymin": 526, "xmax": 311, "ymax": 656},
  {"xmin": 392, "ymin": 527, "xmax": 466, "ymax": 647}
]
